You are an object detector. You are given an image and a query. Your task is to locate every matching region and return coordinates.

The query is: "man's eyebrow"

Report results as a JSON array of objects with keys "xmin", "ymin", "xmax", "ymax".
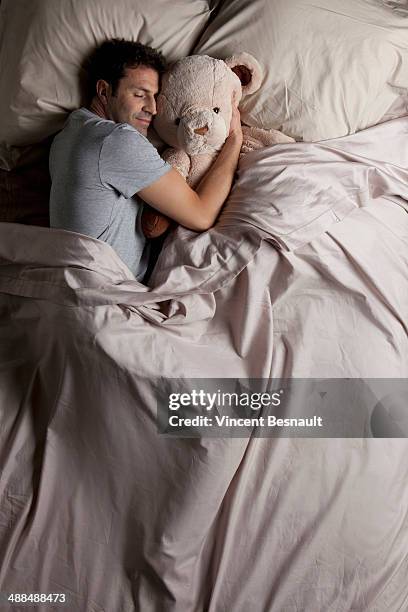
[{"xmin": 129, "ymin": 86, "xmax": 158, "ymax": 94}]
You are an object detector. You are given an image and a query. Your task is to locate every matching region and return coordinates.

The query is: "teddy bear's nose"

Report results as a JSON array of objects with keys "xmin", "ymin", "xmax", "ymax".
[{"xmin": 194, "ymin": 125, "xmax": 209, "ymax": 135}]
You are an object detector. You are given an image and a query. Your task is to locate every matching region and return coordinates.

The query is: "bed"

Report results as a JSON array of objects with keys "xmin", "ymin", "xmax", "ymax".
[{"xmin": 0, "ymin": 1, "xmax": 408, "ymax": 610}]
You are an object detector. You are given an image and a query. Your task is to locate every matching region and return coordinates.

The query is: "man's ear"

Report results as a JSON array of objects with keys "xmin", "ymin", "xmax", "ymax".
[
  {"xmin": 224, "ymin": 52, "xmax": 263, "ymax": 95},
  {"xmin": 95, "ymin": 79, "xmax": 111, "ymax": 106}
]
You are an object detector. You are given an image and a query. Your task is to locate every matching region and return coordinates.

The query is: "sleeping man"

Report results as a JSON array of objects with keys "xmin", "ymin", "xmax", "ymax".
[{"xmin": 49, "ymin": 38, "xmax": 242, "ymax": 281}]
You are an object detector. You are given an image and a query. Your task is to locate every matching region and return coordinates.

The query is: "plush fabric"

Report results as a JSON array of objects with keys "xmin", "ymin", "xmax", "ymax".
[
  {"xmin": 142, "ymin": 53, "xmax": 294, "ymax": 238},
  {"xmin": 194, "ymin": 0, "xmax": 408, "ymax": 141},
  {"xmin": 156, "ymin": 54, "xmax": 292, "ymax": 184},
  {"xmin": 0, "ymin": 0, "xmax": 212, "ymax": 170}
]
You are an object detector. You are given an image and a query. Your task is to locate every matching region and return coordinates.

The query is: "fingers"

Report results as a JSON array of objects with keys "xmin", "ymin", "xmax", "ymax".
[{"xmin": 229, "ymin": 105, "xmax": 242, "ymax": 136}]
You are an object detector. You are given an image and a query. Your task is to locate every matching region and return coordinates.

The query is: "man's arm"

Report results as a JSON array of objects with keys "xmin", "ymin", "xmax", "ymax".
[{"xmin": 138, "ymin": 108, "xmax": 243, "ymax": 232}]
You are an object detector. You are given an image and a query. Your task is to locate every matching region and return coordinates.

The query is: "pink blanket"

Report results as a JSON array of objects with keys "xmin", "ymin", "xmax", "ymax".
[{"xmin": 0, "ymin": 118, "xmax": 407, "ymax": 610}]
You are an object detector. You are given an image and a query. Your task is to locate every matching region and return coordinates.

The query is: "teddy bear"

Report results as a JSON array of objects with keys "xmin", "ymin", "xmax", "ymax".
[{"xmin": 141, "ymin": 53, "xmax": 294, "ymax": 238}]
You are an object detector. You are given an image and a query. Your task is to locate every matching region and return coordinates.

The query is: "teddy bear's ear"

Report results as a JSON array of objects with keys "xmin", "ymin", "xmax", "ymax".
[{"xmin": 224, "ymin": 52, "xmax": 263, "ymax": 95}]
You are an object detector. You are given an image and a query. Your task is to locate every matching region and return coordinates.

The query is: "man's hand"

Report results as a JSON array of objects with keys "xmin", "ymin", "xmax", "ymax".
[{"xmin": 228, "ymin": 104, "xmax": 243, "ymax": 145}]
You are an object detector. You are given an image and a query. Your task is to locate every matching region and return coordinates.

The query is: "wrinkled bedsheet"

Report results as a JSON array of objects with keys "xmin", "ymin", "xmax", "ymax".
[{"xmin": 0, "ymin": 118, "xmax": 407, "ymax": 611}]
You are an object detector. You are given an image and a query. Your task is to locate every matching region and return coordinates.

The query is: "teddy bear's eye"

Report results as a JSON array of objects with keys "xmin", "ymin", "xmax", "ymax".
[
  {"xmin": 213, "ymin": 107, "xmax": 220, "ymax": 114},
  {"xmin": 175, "ymin": 118, "xmax": 180, "ymax": 125}
]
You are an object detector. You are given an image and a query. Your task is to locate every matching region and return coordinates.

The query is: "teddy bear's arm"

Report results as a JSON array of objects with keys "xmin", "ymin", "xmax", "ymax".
[
  {"xmin": 162, "ymin": 148, "xmax": 191, "ymax": 180},
  {"xmin": 241, "ymin": 125, "xmax": 295, "ymax": 154}
]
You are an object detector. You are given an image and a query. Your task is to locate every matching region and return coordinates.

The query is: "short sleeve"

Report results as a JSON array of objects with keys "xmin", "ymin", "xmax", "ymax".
[{"xmin": 99, "ymin": 124, "xmax": 171, "ymax": 198}]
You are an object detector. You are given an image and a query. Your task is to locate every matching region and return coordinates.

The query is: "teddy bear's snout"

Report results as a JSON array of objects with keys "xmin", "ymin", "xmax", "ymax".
[
  {"xmin": 194, "ymin": 125, "xmax": 209, "ymax": 135},
  {"xmin": 182, "ymin": 108, "xmax": 212, "ymax": 131},
  {"xmin": 177, "ymin": 106, "xmax": 226, "ymax": 155}
]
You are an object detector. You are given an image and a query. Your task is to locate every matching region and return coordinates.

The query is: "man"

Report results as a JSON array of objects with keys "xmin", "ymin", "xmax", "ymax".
[{"xmin": 49, "ymin": 39, "xmax": 242, "ymax": 281}]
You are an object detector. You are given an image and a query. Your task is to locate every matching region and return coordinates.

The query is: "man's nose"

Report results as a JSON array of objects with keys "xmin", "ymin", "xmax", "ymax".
[{"xmin": 144, "ymin": 97, "xmax": 157, "ymax": 115}]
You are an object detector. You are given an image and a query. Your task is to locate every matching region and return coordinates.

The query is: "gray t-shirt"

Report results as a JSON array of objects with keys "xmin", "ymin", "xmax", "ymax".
[{"xmin": 49, "ymin": 107, "xmax": 171, "ymax": 280}]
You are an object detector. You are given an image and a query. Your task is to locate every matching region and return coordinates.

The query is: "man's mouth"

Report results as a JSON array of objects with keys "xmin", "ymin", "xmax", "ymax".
[{"xmin": 135, "ymin": 117, "xmax": 151, "ymax": 126}]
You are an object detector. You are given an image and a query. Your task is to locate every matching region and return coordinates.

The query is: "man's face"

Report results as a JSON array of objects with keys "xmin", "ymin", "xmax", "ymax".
[{"xmin": 103, "ymin": 66, "xmax": 160, "ymax": 136}]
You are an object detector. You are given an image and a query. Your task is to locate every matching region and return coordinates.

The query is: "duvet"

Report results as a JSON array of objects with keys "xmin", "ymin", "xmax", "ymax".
[{"xmin": 0, "ymin": 118, "xmax": 407, "ymax": 611}]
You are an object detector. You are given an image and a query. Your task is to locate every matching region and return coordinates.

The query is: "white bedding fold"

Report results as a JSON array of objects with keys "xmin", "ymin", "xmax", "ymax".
[{"xmin": 0, "ymin": 118, "xmax": 407, "ymax": 611}]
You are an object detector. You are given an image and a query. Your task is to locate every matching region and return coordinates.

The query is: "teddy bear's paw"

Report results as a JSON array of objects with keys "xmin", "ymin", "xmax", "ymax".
[
  {"xmin": 267, "ymin": 129, "xmax": 296, "ymax": 144},
  {"xmin": 242, "ymin": 125, "xmax": 295, "ymax": 148},
  {"xmin": 240, "ymin": 139, "xmax": 263, "ymax": 154},
  {"xmin": 141, "ymin": 206, "xmax": 172, "ymax": 239}
]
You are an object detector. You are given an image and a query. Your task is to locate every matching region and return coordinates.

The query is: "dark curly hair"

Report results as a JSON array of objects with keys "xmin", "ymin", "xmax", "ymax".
[{"xmin": 87, "ymin": 38, "xmax": 167, "ymax": 96}]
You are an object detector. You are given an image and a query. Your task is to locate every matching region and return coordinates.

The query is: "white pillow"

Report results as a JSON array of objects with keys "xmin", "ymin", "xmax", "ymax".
[
  {"xmin": 194, "ymin": 0, "xmax": 408, "ymax": 141},
  {"xmin": 0, "ymin": 0, "xmax": 212, "ymax": 170}
]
